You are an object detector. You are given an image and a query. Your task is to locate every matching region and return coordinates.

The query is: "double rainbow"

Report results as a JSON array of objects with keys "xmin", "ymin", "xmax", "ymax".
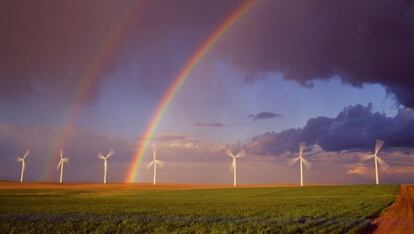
[
  {"xmin": 126, "ymin": 0, "xmax": 258, "ymax": 182},
  {"xmin": 42, "ymin": 2, "xmax": 143, "ymax": 181}
]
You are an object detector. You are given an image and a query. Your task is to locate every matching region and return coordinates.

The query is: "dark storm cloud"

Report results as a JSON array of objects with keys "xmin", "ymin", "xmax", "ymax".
[
  {"xmin": 0, "ymin": 0, "xmax": 241, "ymax": 102},
  {"xmin": 194, "ymin": 122, "xmax": 227, "ymax": 128},
  {"xmin": 245, "ymin": 104, "xmax": 414, "ymax": 155},
  {"xmin": 4, "ymin": 0, "xmax": 414, "ymax": 107},
  {"xmin": 218, "ymin": 0, "xmax": 414, "ymax": 107},
  {"xmin": 248, "ymin": 112, "xmax": 282, "ymax": 121}
]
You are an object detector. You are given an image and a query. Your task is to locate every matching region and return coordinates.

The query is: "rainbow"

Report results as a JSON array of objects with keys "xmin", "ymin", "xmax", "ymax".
[
  {"xmin": 126, "ymin": 0, "xmax": 258, "ymax": 182},
  {"xmin": 42, "ymin": 1, "xmax": 143, "ymax": 181}
]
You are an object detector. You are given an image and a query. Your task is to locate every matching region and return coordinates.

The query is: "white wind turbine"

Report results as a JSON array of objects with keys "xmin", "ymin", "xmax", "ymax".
[
  {"xmin": 289, "ymin": 142, "xmax": 312, "ymax": 187},
  {"xmin": 226, "ymin": 149, "xmax": 246, "ymax": 187},
  {"xmin": 57, "ymin": 149, "xmax": 69, "ymax": 184},
  {"xmin": 17, "ymin": 150, "xmax": 30, "ymax": 183},
  {"xmin": 361, "ymin": 139, "xmax": 388, "ymax": 184},
  {"xmin": 98, "ymin": 149, "xmax": 114, "ymax": 184},
  {"xmin": 147, "ymin": 145, "xmax": 164, "ymax": 185}
]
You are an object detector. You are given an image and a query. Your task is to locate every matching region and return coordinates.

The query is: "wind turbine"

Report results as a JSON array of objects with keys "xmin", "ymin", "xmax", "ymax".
[
  {"xmin": 57, "ymin": 149, "xmax": 69, "ymax": 184},
  {"xmin": 361, "ymin": 139, "xmax": 388, "ymax": 184},
  {"xmin": 147, "ymin": 145, "xmax": 164, "ymax": 185},
  {"xmin": 17, "ymin": 150, "xmax": 29, "ymax": 183},
  {"xmin": 98, "ymin": 149, "xmax": 114, "ymax": 184},
  {"xmin": 226, "ymin": 149, "xmax": 245, "ymax": 187},
  {"xmin": 288, "ymin": 142, "xmax": 312, "ymax": 187}
]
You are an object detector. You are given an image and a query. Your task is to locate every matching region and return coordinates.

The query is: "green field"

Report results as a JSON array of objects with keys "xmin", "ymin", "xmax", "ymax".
[{"xmin": 0, "ymin": 185, "xmax": 398, "ymax": 233}]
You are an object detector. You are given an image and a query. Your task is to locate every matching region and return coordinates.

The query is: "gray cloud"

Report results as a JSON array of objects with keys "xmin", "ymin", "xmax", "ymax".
[
  {"xmin": 248, "ymin": 112, "xmax": 282, "ymax": 121},
  {"xmin": 194, "ymin": 122, "xmax": 227, "ymax": 128},
  {"xmin": 245, "ymin": 104, "xmax": 414, "ymax": 155},
  {"xmin": 218, "ymin": 0, "xmax": 414, "ymax": 107}
]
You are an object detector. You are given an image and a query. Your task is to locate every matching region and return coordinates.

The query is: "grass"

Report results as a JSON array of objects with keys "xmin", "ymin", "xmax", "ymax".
[{"xmin": 0, "ymin": 185, "xmax": 398, "ymax": 233}]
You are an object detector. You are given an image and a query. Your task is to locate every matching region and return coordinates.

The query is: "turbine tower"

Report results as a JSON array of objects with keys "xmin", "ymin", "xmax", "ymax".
[
  {"xmin": 289, "ymin": 142, "xmax": 312, "ymax": 186},
  {"xmin": 98, "ymin": 149, "xmax": 114, "ymax": 184},
  {"xmin": 17, "ymin": 150, "xmax": 29, "ymax": 183},
  {"xmin": 57, "ymin": 149, "xmax": 69, "ymax": 184},
  {"xmin": 226, "ymin": 149, "xmax": 245, "ymax": 187},
  {"xmin": 147, "ymin": 145, "xmax": 164, "ymax": 185},
  {"xmin": 361, "ymin": 139, "xmax": 388, "ymax": 184}
]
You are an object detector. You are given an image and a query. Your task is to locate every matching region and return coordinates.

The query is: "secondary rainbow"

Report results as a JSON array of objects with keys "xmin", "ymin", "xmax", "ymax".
[
  {"xmin": 42, "ymin": 2, "xmax": 143, "ymax": 181},
  {"xmin": 126, "ymin": 0, "xmax": 258, "ymax": 182}
]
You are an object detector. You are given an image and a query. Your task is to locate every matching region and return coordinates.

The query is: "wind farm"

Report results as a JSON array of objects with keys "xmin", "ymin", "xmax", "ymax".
[{"xmin": 1, "ymin": 0, "xmax": 414, "ymax": 233}]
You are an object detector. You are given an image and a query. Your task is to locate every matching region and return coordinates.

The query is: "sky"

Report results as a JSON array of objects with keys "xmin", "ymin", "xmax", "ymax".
[{"xmin": 1, "ymin": 0, "xmax": 414, "ymax": 185}]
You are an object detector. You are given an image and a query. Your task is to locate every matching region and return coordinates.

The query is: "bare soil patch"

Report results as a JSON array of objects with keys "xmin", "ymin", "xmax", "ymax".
[{"xmin": 373, "ymin": 185, "xmax": 414, "ymax": 234}]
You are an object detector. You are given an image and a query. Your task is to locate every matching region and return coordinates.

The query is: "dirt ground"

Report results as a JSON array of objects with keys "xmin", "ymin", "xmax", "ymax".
[
  {"xmin": 0, "ymin": 181, "xmax": 294, "ymax": 190},
  {"xmin": 373, "ymin": 185, "xmax": 414, "ymax": 234}
]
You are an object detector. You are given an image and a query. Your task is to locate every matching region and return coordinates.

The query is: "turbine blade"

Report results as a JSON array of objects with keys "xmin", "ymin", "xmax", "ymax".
[
  {"xmin": 23, "ymin": 150, "xmax": 29, "ymax": 159},
  {"xmin": 98, "ymin": 153, "xmax": 105, "ymax": 159},
  {"xmin": 377, "ymin": 157, "xmax": 389, "ymax": 170},
  {"xmin": 288, "ymin": 157, "xmax": 299, "ymax": 166},
  {"xmin": 235, "ymin": 150, "xmax": 246, "ymax": 158},
  {"xmin": 107, "ymin": 149, "xmax": 114, "ymax": 158},
  {"xmin": 60, "ymin": 149, "xmax": 63, "ymax": 159},
  {"xmin": 17, "ymin": 157, "xmax": 23, "ymax": 162},
  {"xmin": 302, "ymin": 158, "xmax": 312, "ymax": 170},
  {"xmin": 360, "ymin": 154, "xmax": 375, "ymax": 161},
  {"xmin": 299, "ymin": 142, "xmax": 306, "ymax": 155},
  {"xmin": 375, "ymin": 139, "xmax": 385, "ymax": 155},
  {"xmin": 147, "ymin": 160, "xmax": 155, "ymax": 169},
  {"xmin": 226, "ymin": 148, "xmax": 234, "ymax": 158},
  {"xmin": 156, "ymin": 160, "xmax": 164, "ymax": 168}
]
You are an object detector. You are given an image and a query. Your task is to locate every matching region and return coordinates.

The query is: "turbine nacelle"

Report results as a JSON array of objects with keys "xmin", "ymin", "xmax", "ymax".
[
  {"xmin": 147, "ymin": 145, "xmax": 164, "ymax": 169},
  {"xmin": 57, "ymin": 150, "xmax": 69, "ymax": 170},
  {"xmin": 288, "ymin": 142, "xmax": 312, "ymax": 170},
  {"xmin": 359, "ymin": 139, "xmax": 388, "ymax": 170},
  {"xmin": 98, "ymin": 149, "xmax": 114, "ymax": 160},
  {"xmin": 226, "ymin": 149, "xmax": 246, "ymax": 159},
  {"xmin": 17, "ymin": 150, "xmax": 30, "ymax": 162},
  {"xmin": 357, "ymin": 139, "xmax": 388, "ymax": 184},
  {"xmin": 147, "ymin": 159, "xmax": 164, "ymax": 169},
  {"xmin": 288, "ymin": 157, "xmax": 312, "ymax": 169}
]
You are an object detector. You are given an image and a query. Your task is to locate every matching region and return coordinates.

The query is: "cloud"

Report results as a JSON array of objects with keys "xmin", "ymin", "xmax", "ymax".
[
  {"xmin": 2, "ymin": 1, "xmax": 414, "ymax": 109},
  {"xmin": 154, "ymin": 134, "xmax": 187, "ymax": 142},
  {"xmin": 194, "ymin": 122, "xmax": 227, "ymax": 128},
  {"xmin": 218, "ymin": 0, "xmax": 414, "ymax": 107},
  {"xmin": 248, "ymin": 112, "xmax": 282, "ymax": 121},
  {"xmin": 244, "ymin": 104, "xmax": 414, "ymax": 155},
  {"xmin": 347, "ymin": 165, "xmax": 370, "ymax": 176}
]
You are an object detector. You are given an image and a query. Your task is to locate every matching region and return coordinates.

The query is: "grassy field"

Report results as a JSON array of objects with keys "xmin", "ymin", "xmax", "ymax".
[{"xmin": 0, "ymin": 185, "xmax": 398, "ymax": 233}]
